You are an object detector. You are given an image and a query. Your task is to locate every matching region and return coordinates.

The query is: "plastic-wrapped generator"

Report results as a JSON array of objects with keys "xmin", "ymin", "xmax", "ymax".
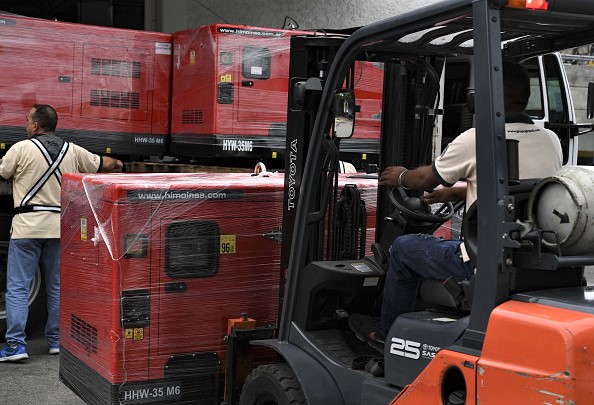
[{"xmin": 59, "ymin": 171, "xmax": 377, "ymax": 404}]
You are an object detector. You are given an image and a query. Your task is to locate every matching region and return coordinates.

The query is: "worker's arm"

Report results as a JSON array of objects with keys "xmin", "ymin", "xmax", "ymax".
[
  {"xmin": 100, "ymin": 156, "xmax": 124, "ymax": 173},
  {"xmin": 378, "ymin": 165, "xmax": 440, "ymax": 191},
  {"xmin": 422, "ymin": 186, "xmax": 467, "ymax": 204}
]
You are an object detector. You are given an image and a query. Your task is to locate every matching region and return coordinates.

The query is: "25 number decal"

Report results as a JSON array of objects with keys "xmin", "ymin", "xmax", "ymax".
[{"xmin": 389, "ymin": 338, "xmax": 421, "ymax": 359}]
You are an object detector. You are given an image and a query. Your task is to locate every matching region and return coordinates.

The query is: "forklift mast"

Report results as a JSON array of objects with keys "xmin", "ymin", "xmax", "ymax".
[
  {"xmin": 280, "ymin": 35, "xmax": 344, "ymax": 318},
  {"xmin": 279, "ymin": 37, "xmax": 445, "ymax": 320}
]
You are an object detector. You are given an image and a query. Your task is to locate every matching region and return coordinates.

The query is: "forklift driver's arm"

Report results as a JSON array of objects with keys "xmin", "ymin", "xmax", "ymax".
[
  {"xmin": 422, "ymin": 186, "xmax": 466, "ymax": 204},
  {"xmin": 379, "ymin": 165, "xmax": 439, "ymax": 191}
]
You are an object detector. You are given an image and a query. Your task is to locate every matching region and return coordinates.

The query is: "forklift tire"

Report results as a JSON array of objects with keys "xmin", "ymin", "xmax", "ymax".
[
  {"xmin": 0, "ymin": 241, "xmax": 47, "ymax": 342},
  {"xmin": 240, "ymin": 363, "xmax": 307, "ymax": 405}
]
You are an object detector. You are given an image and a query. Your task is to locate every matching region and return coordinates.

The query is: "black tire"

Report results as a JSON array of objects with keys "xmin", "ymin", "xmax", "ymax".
[
  {"xmin": 240, "ymin": 364, "xmax": 307, "ymax": 405},
  {"xmin": 0, "ymin": 241, "xmax": 47, "ymax": 341}
]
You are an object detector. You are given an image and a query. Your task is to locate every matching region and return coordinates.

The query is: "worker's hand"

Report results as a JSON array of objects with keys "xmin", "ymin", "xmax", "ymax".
[
  {"xmin": 113, "ymin": 159, "xmax": 124, "ymax": 173},
  {"xmin": 422, "ymin": 186, "xmax": 466, "ymax": 204},
  {"xmin": 101, "ymin": 156, "xmax": 124, "ymax": 173},
  {"xmin": 378, "ymin": 166, "xmax": 407, "ymax": 187}
]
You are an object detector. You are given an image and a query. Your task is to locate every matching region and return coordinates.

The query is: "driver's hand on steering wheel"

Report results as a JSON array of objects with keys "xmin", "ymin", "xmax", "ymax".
[
  {"xmin": 422, "ymin": 186, "xmax": 467, "ymax": 204},
  {"xmin": 379, "ymin": 166, "xmax": 407, "ymax": 186}
]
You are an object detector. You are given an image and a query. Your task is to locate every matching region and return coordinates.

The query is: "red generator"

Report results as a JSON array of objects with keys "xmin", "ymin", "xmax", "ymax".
[
  {"xmin": 0, "ymin": 14, "xmax": 172, "ymax": 157},
  {"xmin": 170, "ymin": 24, "xmax": 383, "ymax": 162},
  {"xmin": 59, "ymin": 171, "xmax": 377, "ymax": 404}
]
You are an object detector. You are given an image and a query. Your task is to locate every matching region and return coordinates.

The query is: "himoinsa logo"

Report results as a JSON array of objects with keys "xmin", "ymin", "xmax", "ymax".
[{"xmin": 217, "ymin": 27, "xmax": 283, "ymax": 37}]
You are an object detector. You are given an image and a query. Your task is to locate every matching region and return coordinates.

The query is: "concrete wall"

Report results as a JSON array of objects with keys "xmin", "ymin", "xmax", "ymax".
[{"xmin": 153, "ymin": 0, "xmax": 441, "ymax": 33}]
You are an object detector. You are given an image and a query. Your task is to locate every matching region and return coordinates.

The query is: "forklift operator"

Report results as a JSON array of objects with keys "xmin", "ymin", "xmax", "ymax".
[{"xmin": 349, "ymin": 60, "xmax": 563, "ymax": 344}]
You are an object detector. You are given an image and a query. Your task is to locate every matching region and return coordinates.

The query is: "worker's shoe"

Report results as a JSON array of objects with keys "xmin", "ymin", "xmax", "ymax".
[
  {"xmin": 348, "ymin": 313, "xmax": 386, "ymax": 344},
  {"xmin": 0, "ymin": 343, "xmax": 28, "ymax": 362},
  {"xmin": 48, "ymin": 346, "xmax": 60, "ymax": 355}
]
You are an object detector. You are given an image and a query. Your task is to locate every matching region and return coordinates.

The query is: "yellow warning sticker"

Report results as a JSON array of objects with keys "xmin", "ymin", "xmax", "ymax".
[
  {"xmin": 220, "ymin": 73, "xmax": 232, "ymax": 83},
  {"xmin": 80, "ymin": 217, "xmax": 87, "ymax": 242},
  {"xmin": 272, "ymin": 151, "xmax": 277, "ymax": 158},
  {"xmin": 220, "ymin": 234, "xmax": 236, "ymax": 254},
  {"xmin": 125, "ymin": 329, "xmax": 133, "ymax": 339},
  {"xmin": 133, "ymin": 328, "xmax": 144, "ymax": 340},
  {"xmin": 362, "ymin": 153, "xmax": 367, "ymax": 160}
]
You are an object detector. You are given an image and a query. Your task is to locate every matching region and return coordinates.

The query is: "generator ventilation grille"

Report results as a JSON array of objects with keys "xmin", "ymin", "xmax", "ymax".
[
  {"xmin": 70, "ymin": 314, "xmax": 98, "ymax": 355},
  {"xmin": 182, "ymin": 109, "xmax": 203, "ymax": 124},
  {"xmin": 91, "ymin": 58, "xmax": 141, "ymax": 78},
  {"xmin": 90, "ymin": 90, "xmax": 140, "ymax": 109}
]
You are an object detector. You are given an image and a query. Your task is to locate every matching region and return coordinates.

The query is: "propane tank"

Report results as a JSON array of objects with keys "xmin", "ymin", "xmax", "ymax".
[{"xmin": 528, "ymin": 166, "xmax": 594, "ymax": 255}]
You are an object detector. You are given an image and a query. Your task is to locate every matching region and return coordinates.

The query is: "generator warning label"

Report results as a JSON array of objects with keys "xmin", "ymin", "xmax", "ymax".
[
  {"xmin": 217, "ymin": 27, "xmax": 283, "ymax": 37},
  {"xmin": 127, "ymin": 189, "xmax": 244, "ymax": 201},
  {"xmin": 155, "ymin": 42, "xmax": 172, "ymax": 55},
  {"xmin": 120, "ymin": 381, "xmax": 182, "ymax": 404},
  {"xmin": 80, "ymin": 217, "xmax": 87, "ymax": 242},
  {"xmin": 134, "ymin": 328, "xmax": 144, "ymax": 340},
  {"xmin": 220, "ymin": 235, "xmax": 236, "ymax": 254}
]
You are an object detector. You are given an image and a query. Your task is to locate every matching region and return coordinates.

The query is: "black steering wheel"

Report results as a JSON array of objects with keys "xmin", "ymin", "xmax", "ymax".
[{"xmin": 388, "ymin": 187, "xmax": 455, "ymax": 224}]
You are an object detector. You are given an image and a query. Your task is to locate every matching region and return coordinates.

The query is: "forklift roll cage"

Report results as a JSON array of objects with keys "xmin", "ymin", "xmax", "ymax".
[{"xmin": 245, "ymin": 0, "xmax": 594, "ymax": 404}]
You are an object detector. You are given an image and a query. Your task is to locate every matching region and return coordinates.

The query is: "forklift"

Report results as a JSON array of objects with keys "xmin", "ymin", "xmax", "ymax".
[{"xmin": 227, "ymin": 0, "xmax": 594, "ymax": 404}]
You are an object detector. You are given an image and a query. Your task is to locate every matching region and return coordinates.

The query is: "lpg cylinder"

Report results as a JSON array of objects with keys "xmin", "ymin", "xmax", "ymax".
[{"xmin": 527, "ymin": 166, "xmax": 594, "ymax": 255}]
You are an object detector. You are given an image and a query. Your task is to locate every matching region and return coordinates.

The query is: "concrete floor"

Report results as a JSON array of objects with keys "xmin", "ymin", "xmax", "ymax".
[
  {"xmin": 0, "ymin": 336, "xmax": 84, "ymax": 405},
  {"xmin": 2, "ymin": 267, "xmax": 593, "ymax": 405}
]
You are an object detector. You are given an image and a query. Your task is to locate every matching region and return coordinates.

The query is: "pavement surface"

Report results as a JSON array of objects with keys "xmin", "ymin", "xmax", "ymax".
[
  {"xmin": 1, "ymin": 267, "xmax": 593, "ymax": 404},
  {"xmin": 0, "ymin": 336, "xmax": 84, "ymax": 405}
]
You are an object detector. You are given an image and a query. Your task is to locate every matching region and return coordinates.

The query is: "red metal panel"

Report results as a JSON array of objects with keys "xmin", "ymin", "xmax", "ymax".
[
  {"xmin": 0, "ymin": 14, "xmax": 171, "ymax": 155},
  {"xmin": 170, "ymin": 25, "xmax": 219, "ymax": 138},
  {"xmin": 0, "ymin": 35, "xmax": 75, "ymax": 115}
]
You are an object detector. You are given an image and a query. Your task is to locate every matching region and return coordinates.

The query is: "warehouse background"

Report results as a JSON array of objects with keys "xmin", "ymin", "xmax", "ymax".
[
  {"xmin": 2, "ymin": 0, "xmax": 594, "ymax": 160},
  {"xmin": 0, "ymin": 0, "xmax": 443, "ymax": 32}
]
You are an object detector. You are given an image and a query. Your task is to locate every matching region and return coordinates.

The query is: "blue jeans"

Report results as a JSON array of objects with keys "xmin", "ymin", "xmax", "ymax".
[
  {"xmin": 380, "ymin": 234, "xmax": 473, "ymax": 333},
  {"xmin": 5, "ymin": 238, "xmax": 60, "ymax": 347}
]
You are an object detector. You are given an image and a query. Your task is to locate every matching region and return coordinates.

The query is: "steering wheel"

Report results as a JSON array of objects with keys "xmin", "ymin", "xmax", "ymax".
[{"xmin": 388, "ymin": 186, "xmax": 455, "ymax": 224}]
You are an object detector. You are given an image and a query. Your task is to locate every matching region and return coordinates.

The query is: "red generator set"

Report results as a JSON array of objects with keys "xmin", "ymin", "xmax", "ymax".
[
  {"xmin": 59, "ymin": 171, "xmax": 377, "ymax": 404},
  {"xmin": 170, "ymin": 24, "xmax": 384, "ymax": 161},
  {"xmin": 0, "ymin": 13, "xmax": 172, "ymax": 157}
]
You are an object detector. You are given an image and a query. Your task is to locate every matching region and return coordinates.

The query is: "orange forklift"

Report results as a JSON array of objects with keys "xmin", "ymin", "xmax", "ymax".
[{"xmin": 226, "ymin": 0, "xmax": 594, "ymax": 404}]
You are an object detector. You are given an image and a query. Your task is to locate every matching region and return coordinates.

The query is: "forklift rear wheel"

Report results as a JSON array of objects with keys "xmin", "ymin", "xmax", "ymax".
[
  {"xmin": 240, "ymin": 363, "xmax": 306, "ymax": 405},
  {"xmin": 0, "ymin": 241, "xmax": 47, "ymax": 341}
]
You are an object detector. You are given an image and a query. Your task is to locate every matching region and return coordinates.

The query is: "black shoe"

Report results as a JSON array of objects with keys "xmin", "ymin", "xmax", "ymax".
[{"xmin": 348, "ymin": 313, "xmax": 386, "ymax": 344}]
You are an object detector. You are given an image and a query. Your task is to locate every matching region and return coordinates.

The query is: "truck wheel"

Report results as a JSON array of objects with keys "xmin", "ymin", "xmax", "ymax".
[
  {"xmin": 240, "ymin": 364, "xmax": 307, "ymax": 405},
  {"xmin": 0, "ymin": 241, "xmax": 47, "ymax": 341}
]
